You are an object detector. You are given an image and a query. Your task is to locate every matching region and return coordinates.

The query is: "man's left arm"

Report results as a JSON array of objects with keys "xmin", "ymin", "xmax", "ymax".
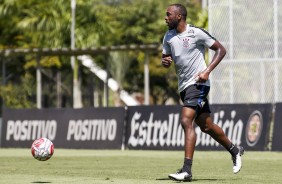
[{"xmin": 197, "ymin": 40, "xmax": 226, "ymax": 82}]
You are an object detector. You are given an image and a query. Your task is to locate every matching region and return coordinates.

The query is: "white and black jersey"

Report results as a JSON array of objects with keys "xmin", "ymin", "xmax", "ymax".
[{"xmin": 162, "ymin": 24, "xmax": 216, "ymax": 92}]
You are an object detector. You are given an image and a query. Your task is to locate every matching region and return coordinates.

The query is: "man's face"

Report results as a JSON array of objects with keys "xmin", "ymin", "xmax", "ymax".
[{"xmin": 165, "ymin": 6, "xmax": 179, "ymax": 30}]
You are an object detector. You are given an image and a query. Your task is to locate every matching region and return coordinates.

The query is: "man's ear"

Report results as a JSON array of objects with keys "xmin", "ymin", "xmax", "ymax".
[{"xmin": 177, "ymin": 14, "xmax": 182, "ymax": 20}]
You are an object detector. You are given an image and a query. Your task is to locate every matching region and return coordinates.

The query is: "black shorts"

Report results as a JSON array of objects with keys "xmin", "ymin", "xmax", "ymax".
[{"xmin": 180, "ymin": 84, "xmax": 211, "ymax": 116}]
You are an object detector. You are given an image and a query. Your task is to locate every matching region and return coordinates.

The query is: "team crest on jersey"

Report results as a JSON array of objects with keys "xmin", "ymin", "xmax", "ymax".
[{"xmin": 183, "ymin": 38, "xmax": 190, "ymax": 48}]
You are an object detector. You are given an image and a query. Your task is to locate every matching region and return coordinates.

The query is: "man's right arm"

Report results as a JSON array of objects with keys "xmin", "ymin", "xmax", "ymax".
[
  {"xmin": 162, "ymin": 33, "xmax": 172, "ymax": 68},
  {"xmin": 162, "ymin": 54, "xmax": 172, "ymax": 68}
]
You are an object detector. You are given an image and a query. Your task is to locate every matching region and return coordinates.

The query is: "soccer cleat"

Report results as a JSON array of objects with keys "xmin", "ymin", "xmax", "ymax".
[
  {"xmin": 168, "ymin": 169, "xmax": 192, "ymax": 182},
  {"xmin": 232, "ymin": 146, "xmax": 245, "ymax": 174}
]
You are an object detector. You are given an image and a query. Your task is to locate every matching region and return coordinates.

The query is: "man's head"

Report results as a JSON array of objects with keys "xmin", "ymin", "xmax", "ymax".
[{"xmin": 165, "ymin": 4, "xmax": 187, "ymax": 30}]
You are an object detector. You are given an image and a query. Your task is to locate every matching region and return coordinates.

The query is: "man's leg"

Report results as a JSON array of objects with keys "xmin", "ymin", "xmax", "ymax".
[
  {"xmin": 195, "ymin": 112, "xmax": 232, "ymax": 148},
  {"xmin": 181, "ymin": 107, "xmax": 197, "ymax": 159},
  {"xmin": 168, "ymin": 106, "xmax": 195, "ymax": 182},
  {"xmin": 195, "ymin": 112, "xmax": 244, "ymax": 174}
]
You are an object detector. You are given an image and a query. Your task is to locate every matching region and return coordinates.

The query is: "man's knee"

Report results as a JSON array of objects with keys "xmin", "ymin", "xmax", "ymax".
[
  {"xmin": 181, "ymin": 106, "xmax": 197, "ymax": 130},
  {"xmin": 196, "ymin": 113, "xmax": 214, "ymax": 133},
  {"xmin": 199, "ymin": 124, "xmax": 213, "ymax": 134},
  {"xmin": 181, "ymin": 117, "xmax": 194, "ymax": 130}
]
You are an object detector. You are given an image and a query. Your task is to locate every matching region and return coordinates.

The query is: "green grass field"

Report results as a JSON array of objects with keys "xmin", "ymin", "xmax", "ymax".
[{"xmin": 0, "ymin": 148, "xmax": 281, "ymax": 184}]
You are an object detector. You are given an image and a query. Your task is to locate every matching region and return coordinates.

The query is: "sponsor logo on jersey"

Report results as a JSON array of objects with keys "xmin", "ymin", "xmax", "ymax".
[{"xmin": 188, "ymin": 29, "xmax": 194, "ymax": 34}]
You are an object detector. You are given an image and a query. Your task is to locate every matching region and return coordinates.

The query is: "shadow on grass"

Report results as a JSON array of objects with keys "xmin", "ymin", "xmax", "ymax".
[
  {"xmin": 193, "ymin": 177, "xmax": 241, "ymax": 182},
  {"xmin": 31, "ymin": 182, "xmax": 52, "ymax": 183},
  {"xmin": 156, "ymin": 178, "xmax": 171, "ymax": 181},
  {"xmin": 156, "ymin": 177, "xmax": 241, "ymax": 182}
]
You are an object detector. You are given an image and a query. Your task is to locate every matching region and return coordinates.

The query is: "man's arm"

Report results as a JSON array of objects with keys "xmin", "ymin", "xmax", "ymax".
[
  {"xmin": 162, "ymin": 54, "xmax": 173, "ymax": 68},
  {"xmin": 207, "ymin": 40, "xmax": 226, "ymax": 72},
  {"xmin": 196, "ymin": 40, "xmax": 226, "ymax": 82}
]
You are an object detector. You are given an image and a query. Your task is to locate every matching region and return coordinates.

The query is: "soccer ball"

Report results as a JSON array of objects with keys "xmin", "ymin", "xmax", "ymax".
[{"xmin": 31, "ymin": 137, "xmax": 54, "ymax": 161}]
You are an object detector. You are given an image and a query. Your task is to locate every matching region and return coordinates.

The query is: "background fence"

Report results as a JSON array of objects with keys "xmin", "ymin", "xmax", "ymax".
[
  {"xmin": 1, "ymin": 0, "xmax": 281, "ymax": 107},
  {"xmin": 208, "ymin": 0, "xmax": 282, "ymax": 104}
]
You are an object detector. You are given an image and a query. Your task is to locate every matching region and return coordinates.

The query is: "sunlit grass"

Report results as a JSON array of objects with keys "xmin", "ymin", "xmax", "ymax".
[{"xmin": 0, "ymin": 149, "xmax": 281, "ymax": 184}]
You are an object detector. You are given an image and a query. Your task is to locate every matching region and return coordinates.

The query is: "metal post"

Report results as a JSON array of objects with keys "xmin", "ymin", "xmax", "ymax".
[
  {"xmin": 202, "ymin": 0, "xmax": 207, "ymax": 9},
  {"xmin": 71, "ymin": 0, "xmax": 76, "ymax": 68},
  {"xmin": 1, "ymin": 57, "xmax": 5, "ymax": 108},
  {"xmin": 260, "ymin": 61, "xmax": 265, "ymax": 103},
  {"xmin": 273, "ymin": 0, "xmax": 278, "ymax": 102},
  {"xmin": 56, "ymin": 71, "xmax": 62, "ymax": 108},
  {"xmin": 144, "ymin": 52, "xmax": 150, "ymax": 105},
  {"xmin": 71, "ymin": 0, "xmax": 79, "ymax": 108},
  {"xmin": 229, "ymin": 0, "xmax": 234, "ymax": 103},
  {"xmin": 105, "ymin": 58, "xmax": 109, "ymax": 107},
  {"xmin": 208, "ymin": 0, "xmax": 213, "ymax": 103},
  {"xmin": 1, "ymin": 58, "xmax": 5, "ymax": 85},
  {"xmin": 36, "ymin": 54, "xmax": 42, "ymax": 109}
]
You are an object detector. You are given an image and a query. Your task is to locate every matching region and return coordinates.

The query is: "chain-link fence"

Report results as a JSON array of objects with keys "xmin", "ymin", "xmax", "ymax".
[{"xmin": 208, "ymin": 0, "xmax": 282, "ymax": 104}]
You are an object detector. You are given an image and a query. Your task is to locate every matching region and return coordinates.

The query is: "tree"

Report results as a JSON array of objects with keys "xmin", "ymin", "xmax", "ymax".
[{"xmin": 0, "ymin": 0, "xmax": 206, "ymax": 108}]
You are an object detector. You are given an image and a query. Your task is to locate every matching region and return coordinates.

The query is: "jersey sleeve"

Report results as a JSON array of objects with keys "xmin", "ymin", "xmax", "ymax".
[
  {"xmin": 162, "ymin": 32, "xmax": 171, "ymax": 55},
  {"xmin": 197, "ymin": 28, "xmax": 216, "ymax": 48}
]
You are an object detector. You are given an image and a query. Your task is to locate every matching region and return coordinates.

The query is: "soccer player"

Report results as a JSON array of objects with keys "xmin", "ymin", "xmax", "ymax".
[{"xmin": 161, "ymin": 4, "xmax": 244, "ymax": 182}]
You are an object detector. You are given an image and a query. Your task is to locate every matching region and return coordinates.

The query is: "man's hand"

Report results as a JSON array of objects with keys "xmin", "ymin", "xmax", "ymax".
[
  {"xmin": 194, "ymin": 69, "xmax": 211, "ymax": 83},
  {"xmin": 162, "ymin": 55, "xmax": 173, "ymax": 68}
]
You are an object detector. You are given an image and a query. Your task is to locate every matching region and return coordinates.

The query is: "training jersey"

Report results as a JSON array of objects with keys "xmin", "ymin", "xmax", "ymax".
[{"xmin": 162, "ymin": 24, "xmax": 216, "ymax": 92}]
